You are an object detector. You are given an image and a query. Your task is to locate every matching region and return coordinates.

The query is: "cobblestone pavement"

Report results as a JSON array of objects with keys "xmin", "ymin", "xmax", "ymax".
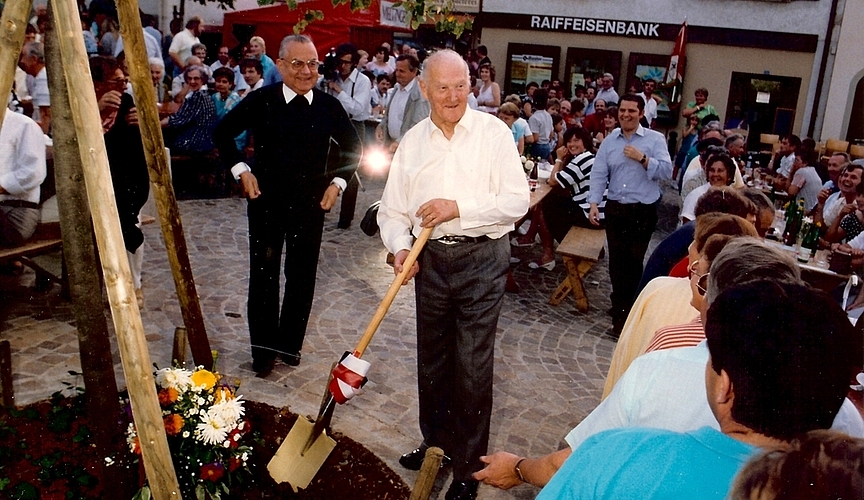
[{"xmin": 0, "ymin": 176, "xmax": 677, "ymax": 499}]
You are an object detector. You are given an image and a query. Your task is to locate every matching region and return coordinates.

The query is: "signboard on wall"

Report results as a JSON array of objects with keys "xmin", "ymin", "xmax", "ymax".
[
  {"xmin": 504, "ymin": 43, "xmax": 560, "ymax": 95},
  {"xmin": 380, "ymin": 0, "xmax": 410, "ymax": 29},
  {"xmin": 434, "ymin": 0, "xmax": 479, "ymax": 14}
]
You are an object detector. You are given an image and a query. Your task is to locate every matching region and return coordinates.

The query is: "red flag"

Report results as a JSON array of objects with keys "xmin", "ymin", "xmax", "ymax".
[{"xmin": 664, "ymin": 21, "xmax": 687, "ymax": 108}]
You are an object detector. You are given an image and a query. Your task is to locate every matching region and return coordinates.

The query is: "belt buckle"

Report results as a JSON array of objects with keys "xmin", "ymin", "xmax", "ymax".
[{"xmin": 437, "ymin": 236, "xmax": 459, "ymax": 245}]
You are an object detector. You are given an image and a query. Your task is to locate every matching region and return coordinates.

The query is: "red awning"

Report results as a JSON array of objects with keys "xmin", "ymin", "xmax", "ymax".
[{"xmin": 222, "ymin": 0, "xmax": 405, "ymax": 60}]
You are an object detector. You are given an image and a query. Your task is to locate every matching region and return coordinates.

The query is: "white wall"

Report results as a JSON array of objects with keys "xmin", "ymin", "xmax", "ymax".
[
  {"xmin": 482, "ymin": 0, "xmax": 832, "ymax": 35},
  {"xmin": 821, "ymin": 0, "xmax": 864, "ymax": 140}
]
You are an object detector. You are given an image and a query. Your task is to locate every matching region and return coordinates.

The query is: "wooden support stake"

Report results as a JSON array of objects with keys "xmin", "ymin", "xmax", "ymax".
[
  {"xmin": 49, "ymin": 0, "xmax": 181, "ymax": 497},
  {"xmin": 115, "ymin": 0, "xmax": 213, "ymax": 370},
  {"xmin": 0, "ymin": 341, "xmax": 13, "ymax": 408},
  {"xmin": 0, "ymin": 0, "xmax": 29, "ymax": 130},
  {"xmin": 172, "ymin": 327, "xmax": 188, "ymax": 366},
  {"xmin": 409, "ymin": 447, "xmax": 444, "ymax": 500},
  {"xmin": 43, "ymin": 8, "xmax": 136, "ymax": 496}
]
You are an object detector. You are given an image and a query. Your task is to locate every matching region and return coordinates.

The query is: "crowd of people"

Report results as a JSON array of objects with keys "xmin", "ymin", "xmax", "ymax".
[{"xmin": 3, "ymin": 7, "xmax": 864, "ymax": 499}]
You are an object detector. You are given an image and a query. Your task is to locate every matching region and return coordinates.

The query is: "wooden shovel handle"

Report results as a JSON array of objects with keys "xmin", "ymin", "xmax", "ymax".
[{"xmin": 354, "ymin": 226, "xmax": 433, "ymax": 358}]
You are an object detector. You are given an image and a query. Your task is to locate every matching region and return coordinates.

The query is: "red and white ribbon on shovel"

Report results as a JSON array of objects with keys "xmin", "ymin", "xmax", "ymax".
[{"xmin": 328, "ymin": 353, "xmax": 371, "ymax": 404}]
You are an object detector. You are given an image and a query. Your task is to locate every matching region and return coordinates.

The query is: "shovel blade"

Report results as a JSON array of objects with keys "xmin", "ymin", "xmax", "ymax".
[{"xmin": 267, "ymin": 416, "xmax": 337, "ymax": 491}]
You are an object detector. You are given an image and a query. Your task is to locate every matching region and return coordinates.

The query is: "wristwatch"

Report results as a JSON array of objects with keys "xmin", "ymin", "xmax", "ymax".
[{"xmin": 514, "ymin": 458, "xmax": 527, "ymax": 482}]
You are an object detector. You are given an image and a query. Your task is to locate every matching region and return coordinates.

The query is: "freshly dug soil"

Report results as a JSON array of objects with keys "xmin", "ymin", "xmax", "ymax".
[{"xmin": 0, "ymin": 396, "xmax": 410, "ymax": 499}]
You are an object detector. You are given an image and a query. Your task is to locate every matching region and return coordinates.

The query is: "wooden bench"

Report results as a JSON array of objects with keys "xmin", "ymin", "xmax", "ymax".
[
  {"xmin": 0, "ymin": 221, "xmax": 65, "ymax": 290},
  {"xmin": 549, "ymin": 226, "xmax": 606, "ymax": 312}
]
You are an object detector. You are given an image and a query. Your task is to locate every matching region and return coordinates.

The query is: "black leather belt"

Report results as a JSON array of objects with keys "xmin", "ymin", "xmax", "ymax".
[
  {"xmin": 435, "ymin": 235, "xmax": 491, "ymax": 244},
  {"xmin": 0, "ymin": 200, "xmax": 39, "ymax": 209}
]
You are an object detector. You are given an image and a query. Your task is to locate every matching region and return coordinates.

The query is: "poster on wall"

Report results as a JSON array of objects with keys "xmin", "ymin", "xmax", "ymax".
[
  {"xmin": 564, "ymin": 47, "xmax": 621, "ymax": 99},
  {"xmin": 627, "ymin": 52, "xmax": 677, "ymax": 126},
  {"xmin": 504, "ymin": 43, "xmax": 560, "ymax": 95}
]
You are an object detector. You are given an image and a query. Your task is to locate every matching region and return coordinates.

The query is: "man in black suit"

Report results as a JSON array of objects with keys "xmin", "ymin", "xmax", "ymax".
[{"xmin": 214, "ymin": 34, "xmax": 362, "ymax": 376}]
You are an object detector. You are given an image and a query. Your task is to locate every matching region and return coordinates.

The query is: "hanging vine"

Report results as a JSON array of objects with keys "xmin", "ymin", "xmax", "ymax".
[{"xmin": 256, "ymin": 0, "xmax": 473, "ymax": 36}]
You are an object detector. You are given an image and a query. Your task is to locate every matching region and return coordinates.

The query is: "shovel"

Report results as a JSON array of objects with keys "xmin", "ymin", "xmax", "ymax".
[{"xmin": 268, "ymin": 226, "xmax": 434, "ymax": 491}]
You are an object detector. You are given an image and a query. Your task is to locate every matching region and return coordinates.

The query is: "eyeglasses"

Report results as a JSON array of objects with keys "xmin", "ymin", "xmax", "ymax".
[
  {"xmin": 283, "ymin": 58, "xmax": 319, "ymax": 71},
  {"xmin": 688, "ymin": 260, "xmax": 710, "ymax": 296},
  {"xmin": 107, "ymin": 78, "xmax": 128, "ymax": 86},
  {"xmin": 338, "ymin": 58, "xmax": 354, "ymax": 66}
]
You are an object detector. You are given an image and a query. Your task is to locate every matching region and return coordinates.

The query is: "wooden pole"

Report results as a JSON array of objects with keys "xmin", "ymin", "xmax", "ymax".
[
  {"xmin": 0, "ymin": 0, "xmax": 30, "ymax": 129},
  {"xmin": 115, "ymin": 0, "xmax": 213, "ymax": 370},
  {"xmin": 43, "ymin": 6, "xmax": 138, "ymax": 496},
  {"xmin": 49, "ymin": 0, "xmax": 182, "ymax": 497},
  {"xmin": 409, "ymin": 447, "xmax": 444, "ymax": 500}
]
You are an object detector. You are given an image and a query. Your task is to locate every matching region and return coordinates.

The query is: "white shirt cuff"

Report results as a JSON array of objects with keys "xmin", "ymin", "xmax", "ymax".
[
  {"xmin": 331, "ymin": 177, "xmax": 347, "ymax": 193},
  {"xmin": 231, "ymin": 162, "xmax": 251, "ymax": 180}
]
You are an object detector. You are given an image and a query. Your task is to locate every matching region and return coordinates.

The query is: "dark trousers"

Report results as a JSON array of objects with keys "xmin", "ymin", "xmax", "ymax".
[
  {"xmin": 415, "ymin": 236, "xmax": 509, "ymax": 482},
  {"xmin": 604, "ymin": 200, "xmax": 658, "ymax": 328},
  {"xmin": 246, "ymin": 198, "xmax": 325, "ymax": 361},
  {"xmin": 541, "ymin": 188, "xmax": 603, "ymax": 243}
]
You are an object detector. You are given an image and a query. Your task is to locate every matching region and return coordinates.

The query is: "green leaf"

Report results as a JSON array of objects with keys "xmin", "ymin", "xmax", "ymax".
[
  {"xmin": 0, "ymin": 477, "xmax": 9, "ymax": 490},
  {"xmin": 12, "ymin": 482, "xmax": 39, "ymax": 500},
  {"xmin": 132, "ymin": 485, "xmax": 151, "ymax": 500},
  {"xmin": 196, "ymin": 484, "xmax": 206, "ymax": 500}
]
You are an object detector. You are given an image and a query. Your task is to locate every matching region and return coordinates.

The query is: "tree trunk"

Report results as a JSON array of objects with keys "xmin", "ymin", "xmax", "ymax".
[
  {"xmin": 49, "ymin": 0, "xmax": 182, "ymax": 497},
  {"xmin": 116, "ymin": 0, "xmax": 213, "ymax": 370},
  {"xmin": 43, "ymin": 5, "xmax": 138, "ymax": 497}
]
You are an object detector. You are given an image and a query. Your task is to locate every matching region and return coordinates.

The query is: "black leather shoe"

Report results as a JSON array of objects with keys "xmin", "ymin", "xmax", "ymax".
[
  {"xmin": 337, "ymin": 220, "xmax": 351, "ymax": 229},
  {"xmin": 280, "ymin": 352, "xmax": 301, "ymax": 366},
  {"xmin": 398, "ymin": 446, "xmax": 451, "ymax": 471},
  {"xmin": 252, "ymin": 357, "xmax": 275, "ymax": 377},
  {"xmin": 445, "ymin": 480, "xmax": 478, "ymax": 500}
]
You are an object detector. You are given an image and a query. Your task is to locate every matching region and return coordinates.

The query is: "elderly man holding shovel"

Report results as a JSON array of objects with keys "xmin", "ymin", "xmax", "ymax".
[{"xmin": 378, "ymin": 49, "xmax": 529, "ymax": 500}]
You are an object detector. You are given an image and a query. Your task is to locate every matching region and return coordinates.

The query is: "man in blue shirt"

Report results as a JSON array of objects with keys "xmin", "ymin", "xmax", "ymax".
[{"xmin": 587, "ymin": 94, "xmax": 672, "ymax": 336}]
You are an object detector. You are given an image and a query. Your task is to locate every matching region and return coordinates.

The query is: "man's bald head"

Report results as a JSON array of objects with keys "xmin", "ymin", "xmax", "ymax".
[{"xmin": 420, "ymin": 49, "xmax": 469, "ymax": 85}]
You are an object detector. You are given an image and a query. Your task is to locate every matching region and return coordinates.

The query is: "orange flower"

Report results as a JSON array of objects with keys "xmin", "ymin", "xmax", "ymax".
[
  {"xmin": 158, "ymin": 387, "xmax": 179, "ymax": 406},
  {"xmin": 190, "ymin": 369, "xmax": 217, "ymax": 390},
  {"xmin": 131, "ymin": 436, "xmax": 141, "ymax": 455},
  {"xmin": 163, "ymin": 414, "xmax": 185, "ymax": 436}
]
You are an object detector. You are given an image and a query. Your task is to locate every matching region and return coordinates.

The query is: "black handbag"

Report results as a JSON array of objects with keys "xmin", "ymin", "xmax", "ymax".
[{"xmin": 360, "ymin": 200, "xmax": 381, "ymax": 237}]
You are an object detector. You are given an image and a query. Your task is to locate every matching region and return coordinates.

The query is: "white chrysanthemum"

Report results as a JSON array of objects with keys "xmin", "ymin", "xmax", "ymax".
[
  {"xmin": 209, "ymin": 394, "xmax": 245, "ymax": 426},
  {"xmin": 196, "ymin": 414, "xmax": 229, "ymax": 446},
  {"xmin": 182, "ymin": 431, "xmax": 190, "ymax": 438},
  {"xmin": 155, "ymin": 367, "xmax": 193, "ymax": 391}
]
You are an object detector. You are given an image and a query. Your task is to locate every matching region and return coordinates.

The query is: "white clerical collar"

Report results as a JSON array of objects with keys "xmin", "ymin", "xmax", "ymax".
[{"xmin": 282, "ymin": 85, "xmax": 314, "ymax": 105}]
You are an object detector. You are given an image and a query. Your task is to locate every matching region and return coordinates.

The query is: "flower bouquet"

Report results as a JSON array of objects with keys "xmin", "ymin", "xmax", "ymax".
[{"xmin": 126, "ymin": 364, "xmax": 253, "ymax": 500}]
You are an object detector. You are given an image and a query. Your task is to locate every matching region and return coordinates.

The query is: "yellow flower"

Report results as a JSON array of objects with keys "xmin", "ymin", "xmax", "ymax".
[{"xmin": 191, "ymin": 369, "xmax": 217, "ymax": 390}]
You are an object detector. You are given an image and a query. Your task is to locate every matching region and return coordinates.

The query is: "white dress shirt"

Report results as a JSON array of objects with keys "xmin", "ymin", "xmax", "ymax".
[
  {"xmin": 0, "ymin": 111, "xmax": 46, "ymax": 204},
  {"xmin": 325, "ymin": 68, "xmax": 371, "ymax": 122},
  {"xmin": 638, "ymin": 92, "xmax": 657, "ymax": 125},
  {"xmin": 378, "ymin": 108, "xmax": 530, "ymax": 253}
]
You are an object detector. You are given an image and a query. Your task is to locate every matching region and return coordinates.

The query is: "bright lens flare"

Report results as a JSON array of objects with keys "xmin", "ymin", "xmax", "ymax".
[{"xmin": 364, "ymin": 147, "xmax": 391, "ymax": 175}]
